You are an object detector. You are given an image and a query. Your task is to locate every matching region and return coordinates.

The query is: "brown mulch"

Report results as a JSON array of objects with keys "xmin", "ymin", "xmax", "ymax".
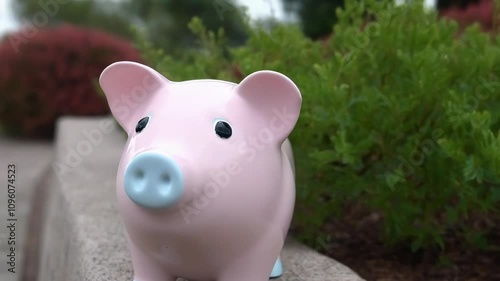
[{"xmin": 296, "ymin": 203, "xmax": 500, "ymax": 281}]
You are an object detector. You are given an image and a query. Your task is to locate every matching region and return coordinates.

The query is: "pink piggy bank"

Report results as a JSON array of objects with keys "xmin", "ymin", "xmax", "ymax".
[{"xmin": 99, "ymin": 61, "xmax": 302, "ymax": 281}]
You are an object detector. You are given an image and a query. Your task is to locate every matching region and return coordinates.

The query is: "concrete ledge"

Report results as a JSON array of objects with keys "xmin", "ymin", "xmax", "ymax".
[
  {"xmin": 0, "ymin": 137, "xmax": 53, "ymax": 281},
  {"xmin": 37, "ymin": 116, "xmax": 364, "ymax": 281}
]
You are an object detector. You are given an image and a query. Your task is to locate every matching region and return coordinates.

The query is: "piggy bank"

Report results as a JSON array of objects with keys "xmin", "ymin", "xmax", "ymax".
[{"xmin": 99, "ymin": 61, "xmax": 302, "ymax": 281}]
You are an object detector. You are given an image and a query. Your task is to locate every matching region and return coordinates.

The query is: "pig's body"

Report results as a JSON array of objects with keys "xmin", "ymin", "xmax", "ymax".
[
  {"xmin": 118, "ymin": 138, "xmax": 295, "ymax": 281},
  {"xmin": 100, "ymin": 62, "xmax": 302, "ymax": 281}
]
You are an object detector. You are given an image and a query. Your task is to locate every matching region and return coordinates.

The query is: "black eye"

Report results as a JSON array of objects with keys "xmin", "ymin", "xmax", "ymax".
[
  {"xmin": 135, "ymin": 117, "xmax": 149, "ymax": 133},
  {"xmin": 215, "ymin": 121, "xmax": 232, "ymax": 139}
]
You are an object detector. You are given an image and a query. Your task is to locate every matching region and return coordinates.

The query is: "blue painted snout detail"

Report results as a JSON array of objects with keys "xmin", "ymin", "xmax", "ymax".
[{"xmin": 124, "ymin": 151, "xmax": 184, "ymax": 209}]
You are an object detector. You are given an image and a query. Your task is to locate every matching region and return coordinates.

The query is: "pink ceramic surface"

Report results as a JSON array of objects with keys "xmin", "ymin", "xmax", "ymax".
[{"xmin": 99, "ymin": 61, "xmax": 302, "ymax": 281}]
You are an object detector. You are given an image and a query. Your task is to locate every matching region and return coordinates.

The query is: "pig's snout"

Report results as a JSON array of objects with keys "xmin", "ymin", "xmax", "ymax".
[{"xmin": 124, "ymin": 151, "xmax": 184, "ymax": 209}]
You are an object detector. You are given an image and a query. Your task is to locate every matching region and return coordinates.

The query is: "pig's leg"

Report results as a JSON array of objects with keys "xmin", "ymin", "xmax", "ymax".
[
  {"xmin": 218, "ymin": 259, "xmax": 273, "ymax": 281},
  {"xmin": 128, "ymin": 240, "xmax": 176, "ymax": 281},
  {"xmin": 218, "ymin": 239, "xmax": 281, "ymax": 281}
]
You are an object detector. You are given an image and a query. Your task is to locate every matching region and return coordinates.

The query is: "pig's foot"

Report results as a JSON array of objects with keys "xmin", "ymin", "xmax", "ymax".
[
  {"xmin": 130, "ymin": 262, "xmax": 177, "ymax": 281},
  {"xmin": 219, "ymin": 271, "xmax": 271, "ymax": 281},
  {"xmin": 218, "ymin": 254, "xmax": 278, "ymax": 281},
  {"xmin": 130, "ymin": 260, "xmax": 177, "ymax": 281},
  {"xmin": 133, "ymin": 278, "xmax": 177, "ymax": 281},
  {"xmin": 270, "ymin": 257, "xmax": 283, "ymax": 279},
  {"xmin": 128, "ymin": 241, "xmax": 177, "ymax": 281}
]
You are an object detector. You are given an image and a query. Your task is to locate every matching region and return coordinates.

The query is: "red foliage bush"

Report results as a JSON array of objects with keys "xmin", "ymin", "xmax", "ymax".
[
  {"xmin": 0, "ymin": 24, "xmax": 143, "ymax": 138},
  {"xmin": 440, "ymin": 0, "xmax": 497, "ymax": 32}
]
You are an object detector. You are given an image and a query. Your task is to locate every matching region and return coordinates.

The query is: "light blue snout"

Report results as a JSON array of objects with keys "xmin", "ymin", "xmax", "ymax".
[{"xmin": 124, "ymin": 151, "xmax": 184, "ymax": 209}]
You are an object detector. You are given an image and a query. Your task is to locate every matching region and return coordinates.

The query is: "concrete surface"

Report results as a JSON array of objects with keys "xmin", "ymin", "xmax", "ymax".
[
  {"xmin": 0, "ymin": 137, "xmax": 53, "ymax": 281},
  {"xmin": 37, "ymin": 116, "xmax": 364, "ymax": 281}
]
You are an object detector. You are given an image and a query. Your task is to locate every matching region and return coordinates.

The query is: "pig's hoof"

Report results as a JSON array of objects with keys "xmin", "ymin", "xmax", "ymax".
[{"xmin": 270, "ymin": 257, "xmax": 283, "ymax": 279}]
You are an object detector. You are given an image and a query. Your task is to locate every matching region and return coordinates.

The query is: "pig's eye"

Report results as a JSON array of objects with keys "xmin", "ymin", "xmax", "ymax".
[
  {"xmin": 214, "ymin": 121, "xmax": 232, "ymax": 139},
  {"xmin": 135, "ymin": 117, "xmax": 149, "ymax": 133}
]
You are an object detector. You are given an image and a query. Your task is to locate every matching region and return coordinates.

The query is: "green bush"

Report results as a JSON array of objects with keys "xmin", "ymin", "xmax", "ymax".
[{"xmin": 137, "ymin": 0, "xmax": 500, "ymax": 252}]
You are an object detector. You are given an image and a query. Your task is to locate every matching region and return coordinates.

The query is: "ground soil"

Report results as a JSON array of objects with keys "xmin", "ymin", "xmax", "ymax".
[{"xmin": 298, "ymin": 203, "xmax": 500, "ymax": 281}]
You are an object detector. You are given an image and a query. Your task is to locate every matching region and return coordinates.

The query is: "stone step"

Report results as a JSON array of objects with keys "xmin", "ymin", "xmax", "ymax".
[
  {"xmin": 0, "ymin": 136, "xmax": 53, "ymax": 281},
  {"xmin": 0, "ymin": 272, "xmax": 17, "ymax": 281},
  {"xmin": 37, "ymin": 116, "xmax": 364, "ymax": 281}
]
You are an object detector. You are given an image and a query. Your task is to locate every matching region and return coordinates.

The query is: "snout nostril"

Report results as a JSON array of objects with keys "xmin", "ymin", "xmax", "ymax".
[
  {"xmin": 135, "ymin": 170, "xmax": 145, "ymax": 179},
  {"xmin": 160, "ymin": 173, "xmax": 171, "ymax": 183}
]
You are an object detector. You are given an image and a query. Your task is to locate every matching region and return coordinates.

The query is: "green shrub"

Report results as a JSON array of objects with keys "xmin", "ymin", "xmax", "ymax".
[{"xmin": 137, "ymin": 0, "xmax": 500, "ymax": 252}]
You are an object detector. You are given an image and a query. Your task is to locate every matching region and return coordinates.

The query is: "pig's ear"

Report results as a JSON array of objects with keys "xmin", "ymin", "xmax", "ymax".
[
  {"xmin": 99, "ymin": 61, "xmax": 168, "ymax": 132},
  {"xmin": 235, "ymin": 70, "xmax": 302, "ymax": 142}
]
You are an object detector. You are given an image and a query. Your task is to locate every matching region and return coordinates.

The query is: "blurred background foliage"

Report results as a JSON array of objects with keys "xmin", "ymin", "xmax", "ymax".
[
  {"xmin": 12, "ymin": 0, "xmax": 249, "ymax": 54},
  {"xmin": 283, "ymin": 0, "xmax": 489, "ymax": 39},
  {"xmin": 11, "ymin": 0, "xmax": 495, "ymax": 47},
  {"xmin": 283, "ymin": 0, "xmax": 346, "ymax": 39},
  {"xmin": 0, "ymin": 24, "xmax": 142, "ymax": 137},
  {"xmin": 12, "ymin": 0, "xmax": 134, "ymax": 38}
]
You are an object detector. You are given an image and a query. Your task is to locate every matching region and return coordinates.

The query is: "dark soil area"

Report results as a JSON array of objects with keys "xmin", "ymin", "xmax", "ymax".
[{"xmin": 304, "ymin": 204, "xmax": 500, "ymax": 281}]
